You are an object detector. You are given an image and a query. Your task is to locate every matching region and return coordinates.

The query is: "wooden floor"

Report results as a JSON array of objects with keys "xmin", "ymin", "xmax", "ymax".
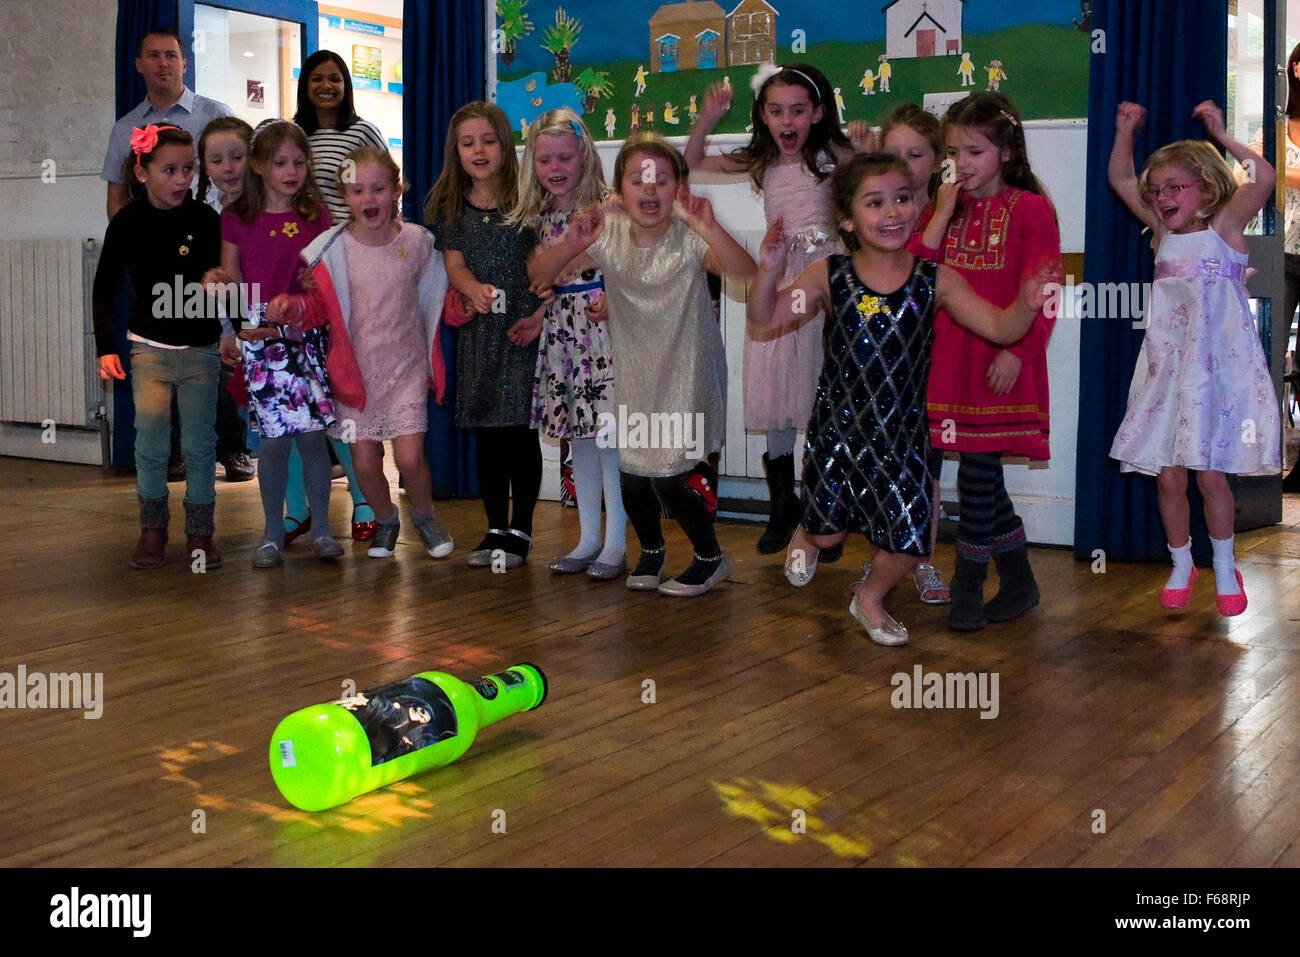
[{"xmin": 1, "ymin": 455, "xmax": 1299, "ymax": 868}]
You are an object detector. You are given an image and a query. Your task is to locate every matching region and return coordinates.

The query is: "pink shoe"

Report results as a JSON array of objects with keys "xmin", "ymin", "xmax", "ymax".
[
  {"xmin": 1160, "ymin": 566, "xmax": 1199, "ymax": 609},
  {"xmin": 1216, "ymin": 569, "xmax": 1247, "ymax": 617}
]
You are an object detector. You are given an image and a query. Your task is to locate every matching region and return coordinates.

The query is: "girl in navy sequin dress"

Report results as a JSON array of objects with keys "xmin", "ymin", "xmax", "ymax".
[{"xmin": 749, "ymin": 154, "xmax": 1058, "ymax": 645}]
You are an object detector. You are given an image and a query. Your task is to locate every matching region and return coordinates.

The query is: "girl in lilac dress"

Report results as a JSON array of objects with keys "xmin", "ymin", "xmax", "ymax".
[{"xmin": 1108, "ymin": 100, "xmax": 1281, "ymax": 616}]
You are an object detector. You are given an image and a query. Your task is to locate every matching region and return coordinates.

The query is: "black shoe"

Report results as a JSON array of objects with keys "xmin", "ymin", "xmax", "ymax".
[
  {"xmin": 220, "ymin": 450, "xmax": 255, "ymax": 482},
  {"xmin": 1284, "ymin": 461, "xmax": 1300, "ymax": 493},
  {"xmin": 757, "ymin": 452, "xmax": 801, "ymax": 554},
  {"xmin": 984, "ymin": 543, "xmax": 1040, "ymax": 622},
  {"xmin": 819, "ymin": 541, "xmax": 844, "ymax": 564},
  {"xmin": 948, "ymin": 553, "xmax": 989, "ymax": 631},
  {"xmin": 627, "ymin": 548, "xmax": 667, "ymax": 590},
  {"xmin": 167, "ymin": 454, "xmax": 186, "ymax": 483}
]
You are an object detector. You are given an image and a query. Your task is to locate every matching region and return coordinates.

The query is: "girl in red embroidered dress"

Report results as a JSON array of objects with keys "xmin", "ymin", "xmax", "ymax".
[{"xmin": 909, "ymin": 93, "xmax": 1061, "ymax": 631}]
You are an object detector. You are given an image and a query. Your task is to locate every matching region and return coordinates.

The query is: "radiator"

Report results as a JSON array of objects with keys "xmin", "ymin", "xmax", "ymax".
[{"xmin": 0, "ymin": 239, "xmax": 103, "ymax": 428}]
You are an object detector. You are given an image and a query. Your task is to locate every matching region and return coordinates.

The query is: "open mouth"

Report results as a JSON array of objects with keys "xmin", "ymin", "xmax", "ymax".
[
  {"xmin": 779, "ymin": 131, "xmax": 799, "ymax": 149},
  {"xmin": 637, "ymin": 198, "xmax": 662, "ymax": 216},
  {"xmin": 878, "ymin": 223, "xmax": 906, "ymax": 238},
  {"xmin": 547, "ymin": 175, "xmax": 568, "ymax": 189}
]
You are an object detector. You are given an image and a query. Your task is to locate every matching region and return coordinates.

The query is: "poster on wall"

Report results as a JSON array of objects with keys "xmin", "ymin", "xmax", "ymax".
[
  {"xmin": 489, "ymin": 0, "xmax": 1094, "ymax": 141},
  {"xmin": 247, "ymin": 80, "xmax": 265, "ymax": 106},
  {"xmin": 352, "ymin": 44, "xmax": 384, "ymax": 91}
]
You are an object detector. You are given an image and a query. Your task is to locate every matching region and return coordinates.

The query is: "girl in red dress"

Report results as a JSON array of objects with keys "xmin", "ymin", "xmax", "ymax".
[{"xmin": 911, "ymin": 93, "xmax": 1061, "ymax": 631}]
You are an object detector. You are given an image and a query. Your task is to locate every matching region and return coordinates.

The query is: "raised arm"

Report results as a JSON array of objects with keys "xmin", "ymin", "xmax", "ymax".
[
  {"xmin": 1195, "ymin": 100, "xmax": 1276, "ymax": 236},
  {"xmin": 675, "ymin": 187, "xmax": 756, "ymax": 280},
  {"xmin": 683, "ymin": 83, "xmax": 748, "ymax": 174},
  {"xmin": 747, "ymin": 219, "xmax": 831, "ymax": 331},
  {"xmin": 935, "ymin": 260, "xmax": 1060, "ymax": 345},
  {"xmin": 1108, "ymin": 101, "xmax": 1161, "ymax": 233},
  {"xmin": 528, "ymin": 206, "xmax": 603, "ymax": 285}
]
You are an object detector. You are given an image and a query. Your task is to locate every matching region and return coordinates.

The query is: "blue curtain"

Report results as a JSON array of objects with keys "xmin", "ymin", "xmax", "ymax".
[
  {"xmin": 1073, "ymin": 0, "xmax": 1227, "ymax": 563},
  {"xmin": 111, "ymin": 1, "xmax": 180, "ymax": 467},
  {"xmin": 405, "ymin": 0, "xmax": 486, "ymax": 498}
]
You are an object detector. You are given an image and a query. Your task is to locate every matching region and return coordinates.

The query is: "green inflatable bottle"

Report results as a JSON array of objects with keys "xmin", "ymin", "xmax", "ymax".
[{"xmin": 269, "ymin": 663, "xmax": 547, "ymax": 811}]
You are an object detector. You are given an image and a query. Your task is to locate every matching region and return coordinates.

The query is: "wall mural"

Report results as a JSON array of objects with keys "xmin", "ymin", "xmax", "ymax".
[{"xmin": 490, "ymin": 0, "xmax": 1094, "ymax": 141}]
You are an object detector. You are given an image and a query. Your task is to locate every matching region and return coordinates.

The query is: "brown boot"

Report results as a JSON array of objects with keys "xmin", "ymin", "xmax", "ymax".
[
  {"xmin": 131, "ymin": 496, "xmax": 169, "ymax": 569},
  {"xmin": 186, "ymin": 536, "xmax": 223, "ymax": 570},
  {"xmin": 184, "ymin": 502, "xmax": 222, "ymax": 571}
]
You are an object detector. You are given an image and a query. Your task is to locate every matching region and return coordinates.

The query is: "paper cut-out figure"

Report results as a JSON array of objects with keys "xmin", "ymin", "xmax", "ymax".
[
  {"xmin": 634, "ymin": 64, "xmax": 647, "ymax": 97},
  {"xmin": 605, "ymin": 107, "xmax": 616, "ymax": 139},
  {"xmin": 985, "ymin": 60, "xmax": 1006, "ymax": 92},
  {"xmin": 959, "ymin": 52, "xmax": 975, "ymax": 87},
  {"xmin": 877, "ymin": 54, "xmax": 891, "ymax": 93},
  {"xmin": 663, "ymin": 101, "xmax": 679, "ymax": 125},
  {"xmin": 645, "ymin": 108, "xmax": 655, "ymax": 129},
  {"xmin": 688, "ymin": 94, "xmax": 699, "ymax": 126},
  {"xmin": 859, "ymin": 70, "xmax": 875, "ymax": 95},
  {"xmin": 630, "ymin": 102, "xmax": 640, "ymax": 133},
  {"xmin": 834, "ymin": 87, "xmax": 846, "ymax": 116}
]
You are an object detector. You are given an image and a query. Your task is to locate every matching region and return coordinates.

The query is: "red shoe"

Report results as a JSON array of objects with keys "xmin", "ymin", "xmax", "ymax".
[
  {"xmin": 283, "ymin": 515, "xmax": 311, "ymax": 547},
  {"xmin": 1216, "ymin": 569, "xmax": 1248, "ymax": 617},
  {"xmin": 687, "ymin": 461, "xmax": 718, "ymax": 514},
  {"xmin": 1160, "ymin": 566, "xmax": 1199, "ymax": 609},
  {"xmin": 352, "ymin": 503, "xmax": 377, "ymax": 542}
]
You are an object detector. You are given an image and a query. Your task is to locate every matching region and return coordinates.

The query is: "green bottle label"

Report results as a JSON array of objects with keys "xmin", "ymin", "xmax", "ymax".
[
  {"xmin": 494, "ymin": 669, "xmax": 525, "ymax": 686},
  {"xmin": 468, "ymin": 677, "xmax": 498, "ymax": 700},
  {"xmin": 339, "ymin": 676, "xmax": 458, "ymax": 767}
]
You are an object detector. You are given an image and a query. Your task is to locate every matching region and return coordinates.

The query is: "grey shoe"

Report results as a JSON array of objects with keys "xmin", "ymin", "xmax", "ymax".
[
  {"xmin": 550, "ymin": 549, "xmax": 600, "ymax": 574},
  {"xmin": 367, "ymin": 518, "xmax": 400, "ymax": 558},
  {"xmin": 312, "ymin": 535, "xmax": 344, "ymax": 559},
  {"xmin": 586, "ymin": 556, "xmax": 628, "ymax": 581},
  {"xmin": 413, "ymin": 512, "xmax": 454, "ymax": 558},
  {"xmin": 252, "ymin": 542, "xmax": 283, "ymax": 568},
  {"xmin": 658, "ymin": 553, "xmax": 732, "ymax": 597},
  {"xmin": 501, "ymin": 528, "xmax": 532, "ymax": 569},
  {"xmin": 467, "ymin": 529, "xmax": 509, "ymax": 567},
  {"xmin": 626, "ymin": 548, "xmax": 666, "ymax": 590}
]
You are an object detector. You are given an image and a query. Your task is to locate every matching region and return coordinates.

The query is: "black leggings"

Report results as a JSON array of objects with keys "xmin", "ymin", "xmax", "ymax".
[
  {"xmin": 476, "ymin": 425, "xmax": 542, "ymax": 536},
  {"xmin": 956, "ymin": 452, "xmax": 1025, "ymax": 560},
  {"xmin": 621, "ymin": 470, "xmax": 721, "ymax": 559}
]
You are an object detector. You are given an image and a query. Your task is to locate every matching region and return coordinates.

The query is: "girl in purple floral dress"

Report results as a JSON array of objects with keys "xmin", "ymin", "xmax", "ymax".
[
  {"xmin": 509, "ymin": 109, "xmax": 626, "ymax": 580},
  {"xmin": 205, "ymin": 119, "xmax": 340, "ymax": 568}
]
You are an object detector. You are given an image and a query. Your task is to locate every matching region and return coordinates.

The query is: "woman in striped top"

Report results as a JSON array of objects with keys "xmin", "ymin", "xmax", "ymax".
[{"xmin": 294, "ymin": 50, "xmax": 388, "ymax": 222}]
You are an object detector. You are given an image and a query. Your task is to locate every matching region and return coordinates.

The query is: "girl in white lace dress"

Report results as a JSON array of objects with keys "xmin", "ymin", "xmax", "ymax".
[{"xmin": 1108, "ymin": 100, "xmax": 1280, "ymax": 617}]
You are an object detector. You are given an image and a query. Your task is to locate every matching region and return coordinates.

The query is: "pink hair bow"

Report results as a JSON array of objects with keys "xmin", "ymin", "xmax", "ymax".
[{"xmin": 130, "ymin": 124, "xmax": 179, "ymax": 157}]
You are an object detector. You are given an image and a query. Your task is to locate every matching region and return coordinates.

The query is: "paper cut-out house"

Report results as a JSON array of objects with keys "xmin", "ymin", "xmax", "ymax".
[{"xmin": 883, "ymin": 0, "xmax": 965, "ymax": 58}]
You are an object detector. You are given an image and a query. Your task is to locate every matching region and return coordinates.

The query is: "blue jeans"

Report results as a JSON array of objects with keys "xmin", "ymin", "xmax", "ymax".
[{"xmin": 130, "ymin": 343, "xmax": 220, "ymax": 504}]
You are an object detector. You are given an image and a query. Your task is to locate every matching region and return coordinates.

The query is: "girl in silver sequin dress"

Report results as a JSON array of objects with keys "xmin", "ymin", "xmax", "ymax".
[{"xmin": 531, "ymin": 134, "xmax": 757, "ymax": 597}]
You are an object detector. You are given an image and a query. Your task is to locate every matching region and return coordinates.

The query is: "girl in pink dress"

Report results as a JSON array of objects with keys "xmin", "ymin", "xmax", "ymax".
[
  {"xmin": 269, "ymin": 146, "xmax": 452, "ymax": 561},
  {"xmin": 685, "ymin": 62, "xmax": 868, "ymax": 558},
  {"xmin": 1108, "ymin": 100, "xmax": 1280, "ymax": 616}
]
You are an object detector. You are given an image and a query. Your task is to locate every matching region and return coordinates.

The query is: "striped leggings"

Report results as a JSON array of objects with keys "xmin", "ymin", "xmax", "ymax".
[{"xmin": 955, "ymin": 452, "xmax": 1026, "ymax": 562}]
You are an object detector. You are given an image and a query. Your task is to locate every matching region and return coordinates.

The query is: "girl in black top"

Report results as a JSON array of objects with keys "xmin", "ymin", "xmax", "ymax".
[{"xmin": 93, "ymin": 124, "xmax": 236, "ymax": 570}]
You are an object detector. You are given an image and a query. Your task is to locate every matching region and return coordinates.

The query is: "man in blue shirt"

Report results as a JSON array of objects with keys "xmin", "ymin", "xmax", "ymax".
[
  {"xmin": 102, "ymin": 27, "xmax": 254, "ymax": 481},
  {"xmin": 102, "ymin": 28, "xmax": 232, "ymax": 220}
]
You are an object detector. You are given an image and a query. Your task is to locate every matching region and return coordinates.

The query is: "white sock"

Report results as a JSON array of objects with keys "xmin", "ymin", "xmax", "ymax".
[
  {"xmin": 1166, "ymin": 541, "xmax": 1193, "ymax": 590},
  {"xmin": 567, "ymin": 438, "xmax": 604, "ymax": 559},
  {"xmin": 1210, "ymin": 535, "xmax": 1241, "ymax": 597},
  {"xmin": 596, "ymin": 444, "xmax": 626, "ymax": 567}
]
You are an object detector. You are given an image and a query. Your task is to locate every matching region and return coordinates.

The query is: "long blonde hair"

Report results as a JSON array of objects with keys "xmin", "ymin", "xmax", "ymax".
[
  {"xmin": 423, "ymin": 101, "xmax": 518, "ymax": 229},
  {"xmin": 508, "ymin": 108, "xmax": 607, "ymax": 229}
]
